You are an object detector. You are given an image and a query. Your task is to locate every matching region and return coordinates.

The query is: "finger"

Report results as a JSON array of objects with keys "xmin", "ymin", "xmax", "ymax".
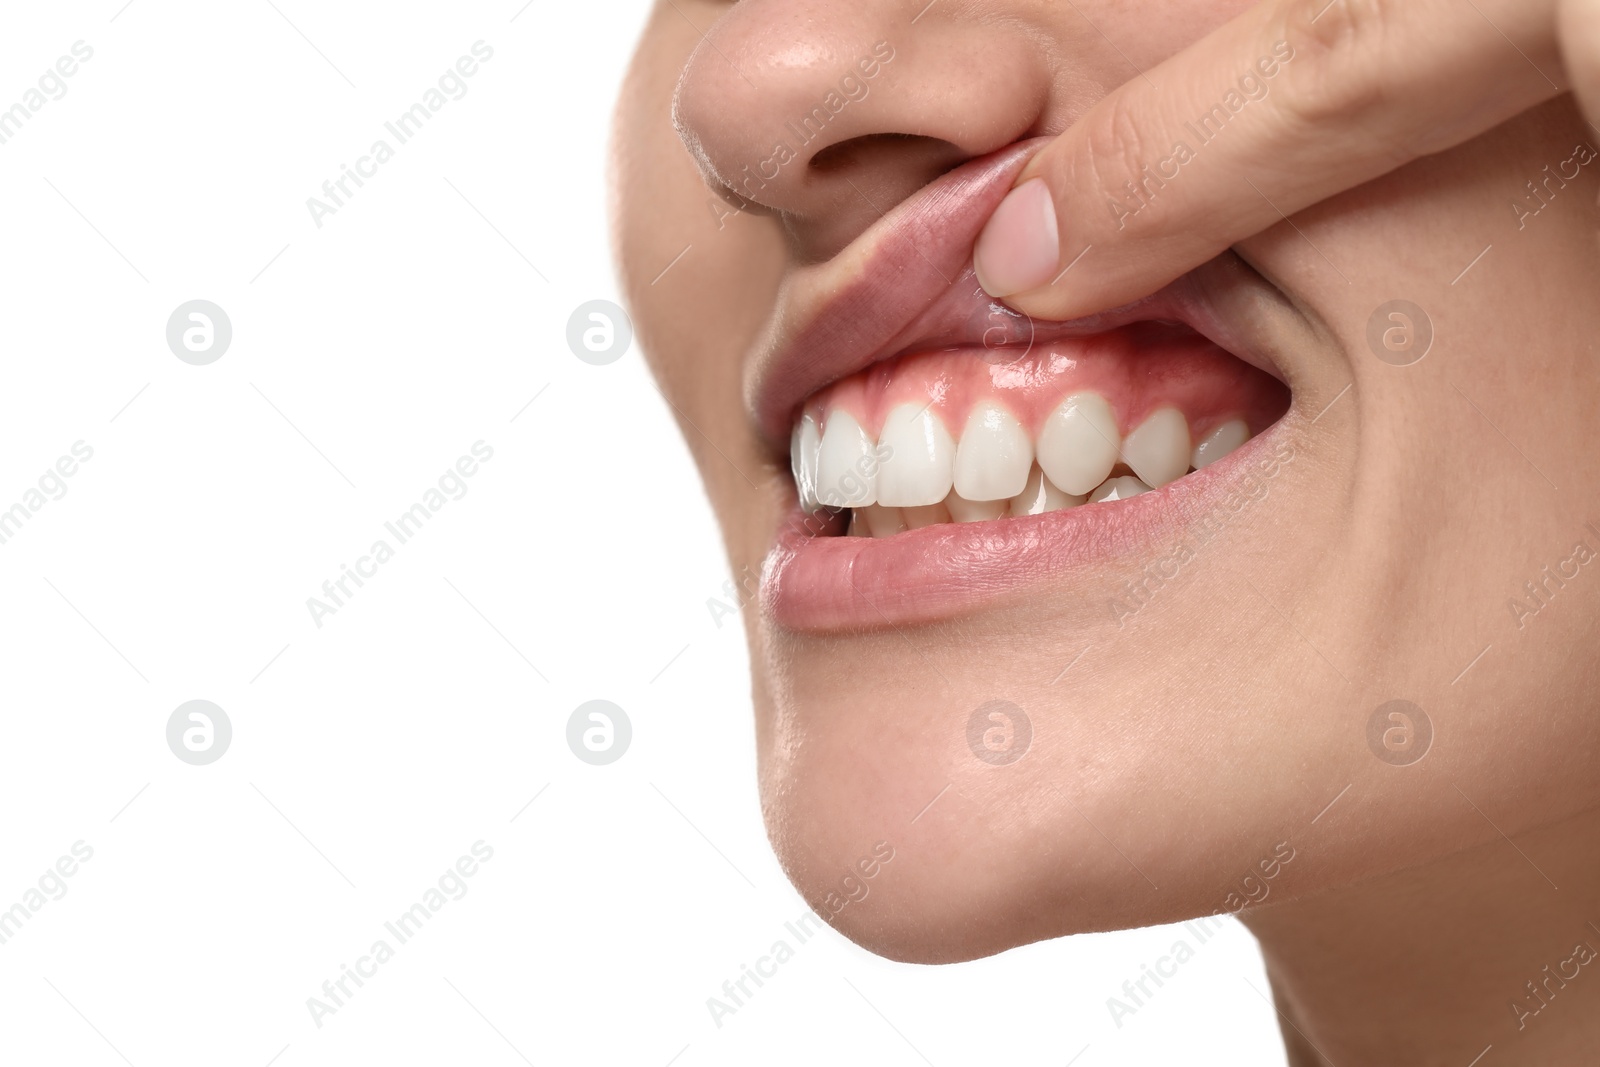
[
  {"xmin": 1559, "ymin": 0, "xmax": 1600, "ymax": 133},
  {"xmin": 973, "ymin": 0, "xmax": 1566, "ymax": 322}
]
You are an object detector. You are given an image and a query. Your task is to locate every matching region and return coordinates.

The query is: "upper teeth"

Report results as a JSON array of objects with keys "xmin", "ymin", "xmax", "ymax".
[
  {"xmin": 1191, "ymin": 419, "xmax": 1250, "ymax": 468},
  {"xmin": 1010, "ymin": 464, "xmax": 1085, "ymax": 515},
  {"xmin": 812, "ymin": 409, "xmax": 875, "ymax": 509},
  {"xmin": 954, "ymin": 401, "xmax": 1032, "ymax": 501},
  {"xmin": 1036, "ymin": 391, "xmax": 1121, "ymax": 495},
  {"xmin": 793, "ymin": 394, "xmax": 1252, "ymax": 522},
  {"xmin": 1120, "ymin": 406, "xmax": 1191, "ymax": 489},
  {"xmin": 876, "ymin": 404, "xmax": 955, "ymax": 508},
  {"xmin": 792, "ymin": 412, "xmax": 823, "ymax": 510}
]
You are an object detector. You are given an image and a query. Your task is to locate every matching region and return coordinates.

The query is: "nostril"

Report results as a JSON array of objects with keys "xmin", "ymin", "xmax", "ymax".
[
  {"xmin": 807, "ymin": 133, "xmax": 966, "ymax": 179},
  {"xmin": 809, "ymin": 132, "xmax": 919, "ymax": 172}
]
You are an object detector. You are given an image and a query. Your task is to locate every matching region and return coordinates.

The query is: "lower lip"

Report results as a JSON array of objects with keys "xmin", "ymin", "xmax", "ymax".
[{"xmin": 760, "ymin": 420, "xmax": 1295, "ymax": 632}]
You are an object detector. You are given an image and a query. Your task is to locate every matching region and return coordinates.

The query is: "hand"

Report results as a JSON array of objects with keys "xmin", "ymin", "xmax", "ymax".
[{"xmin": 972, "ymin": 0, "xmax": 1596, "ymax": 321}]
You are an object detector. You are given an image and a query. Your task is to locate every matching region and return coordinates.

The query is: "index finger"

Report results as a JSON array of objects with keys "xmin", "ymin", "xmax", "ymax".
[{"xmin": 973, "ymin": 0, "xmax": 1568, "ymax": 320}]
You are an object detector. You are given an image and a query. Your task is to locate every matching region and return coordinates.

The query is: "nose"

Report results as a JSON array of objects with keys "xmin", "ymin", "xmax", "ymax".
[{"xmin": 672, "ymin": 0, "xmax": 1052, "ymax": 256}]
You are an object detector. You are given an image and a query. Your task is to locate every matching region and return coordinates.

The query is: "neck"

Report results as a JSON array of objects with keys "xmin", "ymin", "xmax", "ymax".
[{"xmin": 1240, "ymin": 807, "xmax": 1600, "ymax": 1066}]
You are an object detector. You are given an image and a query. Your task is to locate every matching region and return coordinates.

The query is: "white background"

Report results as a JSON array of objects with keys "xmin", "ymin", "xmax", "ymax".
[{"xmin": 0, "ymin": 2, "xmax": 1286, "ymax": 1063}]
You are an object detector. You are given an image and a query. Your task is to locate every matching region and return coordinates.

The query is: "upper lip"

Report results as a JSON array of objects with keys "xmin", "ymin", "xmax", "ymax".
[{"xmin": 745, "ymin": 139, "xmax": 1287, "ymax": 457}]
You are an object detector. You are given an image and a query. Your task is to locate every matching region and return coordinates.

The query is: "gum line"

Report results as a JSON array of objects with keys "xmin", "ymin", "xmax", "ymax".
[{"xmin": 799, "ymin": 322, "xmax": 1286, "ymax": 444}]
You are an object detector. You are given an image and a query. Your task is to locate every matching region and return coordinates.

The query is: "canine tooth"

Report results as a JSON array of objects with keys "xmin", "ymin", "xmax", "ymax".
[
  {"xmin": 816, "ymin": 410, "xmax": 877, "ymax": 507},
  {"xmin": 903, "ymin": 502, "xmax": 951, "ymax": 529},
  {"xmin": 1037, "ymin": 392, "xmax": 1120, "ymax": 495},
  {"xmin": 1191, "ymin": 419, "xmax": 1250, "ymax": 469},
  {"xmin": 946, "ymin": 492, "xmax": 1007, "ymax": 522},
  {"xmin": 1122, "ymin": 408, "xmax": 1191, "ymax": 487},
  {"xmin": 1009, "ymin": 466, "xmax": 1085, "ymax": 516},
  {"xmin": 876, "ymin": 403, "xmax": 955, "ymax": 507},
  {"xmin": 791, "ymin": 412, "xmax": 822, "ymax": 510},
  {"xmin": 953, "ymin": 401, "xmax": 1032, "ymax": 501},
  {"xmin": 1088, "ymin": 475, "xmax": 1153, "ymax": 502},
  {"xmin": 860, "ymin": 504, "xmax": 907, "ymax": 538}
]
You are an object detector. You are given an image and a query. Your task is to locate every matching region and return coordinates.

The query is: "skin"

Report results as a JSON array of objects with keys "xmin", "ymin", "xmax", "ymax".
[
  {"xmin": 612, "ymin": 1, "xmax": 1600, "ymax": 1061},
  {"xmin": 975, "ymin": 0, "xmax": 1594, "ymax": 316}
]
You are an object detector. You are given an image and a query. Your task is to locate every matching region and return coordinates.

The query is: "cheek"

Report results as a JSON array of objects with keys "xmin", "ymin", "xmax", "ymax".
[
  {"xmin": 1232, "ymin": 98, "xmax": 1600, "ymax": 844},
  {"xmin": 612, "ymin": 14, "xmax": 786, "ymax": 520}
]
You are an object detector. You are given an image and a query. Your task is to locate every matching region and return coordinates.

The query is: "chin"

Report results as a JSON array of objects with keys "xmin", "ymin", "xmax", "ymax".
[{"xmin": 750, "ymin": 621, "xmax": 1312, "ymax": 965}]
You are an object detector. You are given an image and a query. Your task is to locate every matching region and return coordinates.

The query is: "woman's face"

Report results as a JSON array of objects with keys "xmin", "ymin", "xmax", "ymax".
[{"xmin": 613, "ymin": 0, "xmax": 1600, "ymax": 962}]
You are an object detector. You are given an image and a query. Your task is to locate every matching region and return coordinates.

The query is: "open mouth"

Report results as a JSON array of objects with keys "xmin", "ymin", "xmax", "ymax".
[
  {"xmin": 790, "ymin": 320, "xmax": 1288, "ymax": 535},
  {"xmin": 750, "ymin": 141, "xmax": 1301, "ymax": 630}
]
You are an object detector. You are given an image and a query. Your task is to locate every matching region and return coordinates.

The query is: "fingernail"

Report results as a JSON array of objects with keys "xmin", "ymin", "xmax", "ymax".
[{"xmin": 973, "ymin": 178, "xmax": 1059, "ymax": 297}]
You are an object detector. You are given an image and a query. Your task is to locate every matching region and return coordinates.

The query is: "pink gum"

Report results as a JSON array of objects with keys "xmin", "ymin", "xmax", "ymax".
[{"xmin": 803, "ymin": 323, "xmax": 1289, "ymax": 441}]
